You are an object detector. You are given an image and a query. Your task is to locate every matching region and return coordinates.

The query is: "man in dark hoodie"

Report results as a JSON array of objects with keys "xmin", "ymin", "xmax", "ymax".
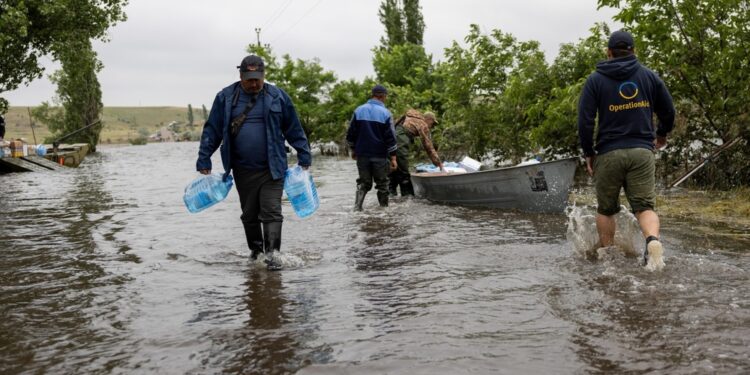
[{"xmin": 578, "ymin": 30, "xmax": 675, "ymax": 271}]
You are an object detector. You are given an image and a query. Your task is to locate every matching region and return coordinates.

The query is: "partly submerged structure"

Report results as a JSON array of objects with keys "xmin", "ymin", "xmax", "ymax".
[{"xmin": 0, "ymin": 143, "xmax": 90, "ymax": 174}]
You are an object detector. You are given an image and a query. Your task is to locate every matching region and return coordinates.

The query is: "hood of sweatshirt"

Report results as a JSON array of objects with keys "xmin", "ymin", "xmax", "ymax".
[{"xmin": 595, "ymin": 54, "xmax": 641, "ymax": 81}]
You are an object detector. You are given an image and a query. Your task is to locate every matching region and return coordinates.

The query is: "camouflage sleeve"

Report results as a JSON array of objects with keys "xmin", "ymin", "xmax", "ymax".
[{"xmin": 418, "ymin": 124, "xmax": 441, "ymax": 166}]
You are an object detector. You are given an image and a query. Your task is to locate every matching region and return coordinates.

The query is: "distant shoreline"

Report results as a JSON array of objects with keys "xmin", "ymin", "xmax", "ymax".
[{"xmin": 4, "ymin": 106, "xmax": 203, "ymax": 144}]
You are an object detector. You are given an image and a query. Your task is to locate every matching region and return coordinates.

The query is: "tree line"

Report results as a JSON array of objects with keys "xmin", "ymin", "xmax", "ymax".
[
  {"xmin": 1, "ymin": 0, "xmax": 747, "ymax": 188},
  {"xmin": 246, "ymin": 0, "xmax": 749, "ymax": 189}
]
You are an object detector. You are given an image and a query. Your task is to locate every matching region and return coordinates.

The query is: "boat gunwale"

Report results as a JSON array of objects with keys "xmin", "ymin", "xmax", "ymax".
[{"xmin": 411, "ymin": 156, "xmax": 580, "ymax": 179}]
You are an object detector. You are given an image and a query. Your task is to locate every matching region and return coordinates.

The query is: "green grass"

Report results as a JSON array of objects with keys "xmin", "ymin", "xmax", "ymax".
[
  {"xmin": 658, "ymin": 187, "xmax": 750, "ymax": 231},
  {"xmin": 4, "ymin": 106, "xmax": 204, "ymax": 144}
]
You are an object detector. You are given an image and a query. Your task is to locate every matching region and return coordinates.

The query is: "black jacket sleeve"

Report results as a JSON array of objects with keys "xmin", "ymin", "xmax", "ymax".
[{"xmin": 577, "ymin": 76, "xmax": 598, "ymax": 157}]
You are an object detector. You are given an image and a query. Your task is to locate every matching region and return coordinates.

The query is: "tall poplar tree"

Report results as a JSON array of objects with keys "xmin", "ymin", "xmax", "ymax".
[
  {"xmin": 403, "ymin": 0, "xmax": 424, "ymax": 45},
  {"xmin": 377, "ymin": 0, "xmax": 424, "ymax": 49},
  {"xmin": 378, "ymin": 0, "xmax": 405, "ymax": 49}
]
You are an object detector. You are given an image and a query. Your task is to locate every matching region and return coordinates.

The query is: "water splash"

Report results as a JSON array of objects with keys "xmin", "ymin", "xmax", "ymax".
[
  {"xmin": 566, "ymin": 205, "xmax": 645, "ymax": 259},
  {"xmin": 251, "ymin": 251, "xmax": 306, "ymax": 270}
]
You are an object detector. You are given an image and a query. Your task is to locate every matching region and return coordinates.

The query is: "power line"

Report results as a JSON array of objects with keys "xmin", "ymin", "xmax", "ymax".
[
  {"xmin": 271, "ymin": 0, "xmax": 325, "ymax": 43},
  {"xmin": 263, "ymin": 0, "xmax": 294, "ymax": 32}
]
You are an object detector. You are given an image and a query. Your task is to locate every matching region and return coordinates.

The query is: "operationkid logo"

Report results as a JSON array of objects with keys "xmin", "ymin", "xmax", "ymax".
[
  {"xmin": 618, "ymin": 81, "xmax": 639, "ymax": 100},
  {"xmin": 609, "ymin": 81, "xmax": 649, "ymax": 112}
]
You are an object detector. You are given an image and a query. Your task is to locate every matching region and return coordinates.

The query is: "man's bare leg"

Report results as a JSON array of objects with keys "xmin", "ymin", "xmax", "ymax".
[
  {"xmin": 635, "ymin": 209, "xmax": 659, "ymax": 238},
  {"xmin": 596, "ymin": 213, "xmax": 616, "ymax": 247}
]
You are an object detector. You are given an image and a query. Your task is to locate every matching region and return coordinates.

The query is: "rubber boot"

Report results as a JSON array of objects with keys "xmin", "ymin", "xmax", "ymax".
[
  {"xmin": 243, "ymin": 222, "xmax": 264, "ymax": 260},
  {"xmin": 354, "ymin": 190, "xmax": 367, "ymax": 211},
  {"xmin": 262, "ymin": 221, "xmax": 283, "ymax": 271},
  {"xmin": 400, "ymin": 179, "xmax": 415, "ymax": 196},
  {"xmin": 388, "ymin": 174, "xmax": 399, "ymax": 196},
  {"xmin": 377, "ymin": 191, "xmax": 389, "ymax": 207}
]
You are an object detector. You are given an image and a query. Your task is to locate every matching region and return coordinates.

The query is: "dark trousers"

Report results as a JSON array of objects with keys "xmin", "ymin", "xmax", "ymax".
[
  {"xmin": 233, "ymin": 166, "xmax": 283, "ymax": 254},
  {"xmin": 388, "ymin": 126, "xmax": 414, "ymax": 195},
  {"xmin": 356, "ymin": 157, "xmax": 389, "ymax": 195},
  {"xmin": 233, "ymin": 166, "xmax": 284, "ymax": 224}
]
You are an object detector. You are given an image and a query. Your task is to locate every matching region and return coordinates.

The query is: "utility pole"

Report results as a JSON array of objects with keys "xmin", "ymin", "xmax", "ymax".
[{"xmin": 255, "ymin": 27, "xmax": 262, "ymax": 47}]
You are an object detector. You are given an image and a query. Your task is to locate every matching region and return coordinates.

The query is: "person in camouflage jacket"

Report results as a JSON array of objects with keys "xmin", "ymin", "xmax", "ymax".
[{"xmin": 389, "ymin": 109, "xmax": 443, "ymax": 196}]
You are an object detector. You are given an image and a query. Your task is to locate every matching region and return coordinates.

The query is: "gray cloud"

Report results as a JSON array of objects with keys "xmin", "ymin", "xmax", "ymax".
[{"xmin": 4, "ymin": 0, "xmax": 618, "ymax": 107}]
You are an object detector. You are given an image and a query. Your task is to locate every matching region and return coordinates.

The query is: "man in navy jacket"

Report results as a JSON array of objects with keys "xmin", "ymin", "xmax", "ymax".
[
  {"xmin": 197, "ymin": 55, "xmax": 312, "ymax": 270},
  {"xmin": 346, "ymin": 85, "xmax": 398, "ymax": 211},
  {"xmin": 578, "ymin": 30, "xmax": 675, "ymax": 271}
]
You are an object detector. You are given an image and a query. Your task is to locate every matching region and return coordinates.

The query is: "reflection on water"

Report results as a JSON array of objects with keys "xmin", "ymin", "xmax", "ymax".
[{"xmin": 1, "ymin": 142, "xmax": 748, "ymax": 374}]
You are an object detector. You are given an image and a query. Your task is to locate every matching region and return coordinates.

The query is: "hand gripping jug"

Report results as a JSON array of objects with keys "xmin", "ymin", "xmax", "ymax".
[
  {"xmin": 183, "ymin": 173, "xmax": 234, "ymax": 213},
  {"xmin": 284, "ymin": 165, "xmax": 319, "ymax": 218}
]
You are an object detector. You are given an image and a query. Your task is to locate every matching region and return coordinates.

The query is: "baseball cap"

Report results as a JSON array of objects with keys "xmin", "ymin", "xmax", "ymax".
[
  {"xmin": 608, "ymin": 30, "xmax": 634, "ymax": 50},
  {"xmin": 423, "ymin": 111, "xmax": 438, "ymax": 124},
  {"xmin": 371, "ymin": 84, "xmax": 388, "ymax": 95},
  {"xmin": 237, "ymin": 55, "xmax": 265, "ymax": 80}
]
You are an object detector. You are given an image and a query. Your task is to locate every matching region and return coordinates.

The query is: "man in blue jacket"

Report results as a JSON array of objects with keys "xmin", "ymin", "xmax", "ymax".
[
  {"xmin": 196, "ymin": 55, "xmax": 312, "ymax": 271},
  {"xmin": 346, "ymin": 85, "xmax": 398, "ymax": 211},
  {"xmin": 578, "ymin": 30, "xmax": 675, "ymax": 271}
]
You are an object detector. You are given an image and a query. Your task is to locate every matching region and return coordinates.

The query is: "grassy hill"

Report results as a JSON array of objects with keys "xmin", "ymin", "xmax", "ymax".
[{"xmin": 3, "ymin": 106, "xmax": 205, "ymax": 144}]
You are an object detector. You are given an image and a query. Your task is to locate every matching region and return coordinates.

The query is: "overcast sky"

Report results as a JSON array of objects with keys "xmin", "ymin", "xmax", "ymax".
[{"xmin": 4, "ymin": 0, "xmax": 619, "ymax": 107}]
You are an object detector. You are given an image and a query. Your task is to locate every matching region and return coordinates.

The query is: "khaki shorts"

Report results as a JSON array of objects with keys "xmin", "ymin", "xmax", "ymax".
[{"xmin": 594, "ymin": 148, "xmax": 656, "ymax": 215}]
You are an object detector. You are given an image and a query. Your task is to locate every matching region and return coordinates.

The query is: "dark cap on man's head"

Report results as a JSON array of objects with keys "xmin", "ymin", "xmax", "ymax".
[
  {"xmin": 237, "ymin": 55, "xmax": 265, "ymax": 80},
  {"xmin": 608, "ymin": 30, "xmax": 634, "ymax": 50},
  {"xmin": 372, "ymin": 84, "xmax": 388, "ymax": 96}
]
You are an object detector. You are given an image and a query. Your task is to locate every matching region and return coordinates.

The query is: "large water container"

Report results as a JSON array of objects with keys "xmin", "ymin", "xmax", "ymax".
[
  {"xmin": 284, "ymin": 165, "xmax": 319, "ymax": 218},
  {"xmin": 183, "ymin": 173, "xmax": 234, "ymax": 213}
]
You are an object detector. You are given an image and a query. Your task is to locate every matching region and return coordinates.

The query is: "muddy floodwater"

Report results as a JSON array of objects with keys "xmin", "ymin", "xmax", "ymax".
[{"xmin": 1, "ymin": 142, "xmax": 748, "ymax": 374}]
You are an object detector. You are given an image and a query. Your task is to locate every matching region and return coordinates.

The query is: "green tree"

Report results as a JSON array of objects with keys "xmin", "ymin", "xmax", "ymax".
[
  {"xmin": 32, "ymin": 38, "xmax": 104, "ymax": 151},
  {"xmin": 246, "ymin": 45, "xmax": 337, "ymax": 143},
  {"xmin": 598, "ymin": 0, "xmax": 750, "ymax": 187},
  {"xmin": 495, "ymin": 40, "xmax": 551, "ymax": 162},
  {"xmin": 435, "ymin": 25, "xmax": 535, "ymax": 162},
  {"xmin": 187, "ymin": 104, "xmax": 194, "ymax": 126},
  {"xmin": 0, "ymin": 0, "xmax": 128, "ymax": 113},
  {"xmin": 529, "ymin": 23, "xmax": 610, "ymax": 157},
  {"xmin": 403, "ymin": 0, "xmax": 424, "ymax": 45},
  {"xmin": 378, "ymin": 0, "xmax": 405, "ymax": 49},
  {"xmin": 377, "ymin": 0, "xmax": 424, "ymax": 48},
  {"xmin": 372, "ymin": 43, "xmax": 432, "ymax": 87},
  {"xmin": 319, "ymin": 78, "xmax": 376, "ymax": 144},
  {"xmin": 372, "ymin": 0, "xmax": 437, "ymax": 141}
]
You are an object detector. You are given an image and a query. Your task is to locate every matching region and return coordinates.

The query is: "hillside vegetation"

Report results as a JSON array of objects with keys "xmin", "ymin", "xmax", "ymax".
[{"xmin": 4, "ymin": 106, "xmax": 201, "ymax": 144}]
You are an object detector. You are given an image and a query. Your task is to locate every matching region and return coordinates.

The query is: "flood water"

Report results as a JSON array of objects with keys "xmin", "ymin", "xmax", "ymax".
[{"xmin": 1, "ymin": 142, "xmax": 748, "ymax": 374}]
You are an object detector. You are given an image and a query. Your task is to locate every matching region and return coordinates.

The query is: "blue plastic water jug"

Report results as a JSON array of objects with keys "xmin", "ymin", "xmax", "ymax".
[
  {"xmin": 284, "ymin": 165, "xmax": 319, "ymax": 218},
  {"xmin": 183, "ymin": 173, "xmax": 234, "ymax": 213}
]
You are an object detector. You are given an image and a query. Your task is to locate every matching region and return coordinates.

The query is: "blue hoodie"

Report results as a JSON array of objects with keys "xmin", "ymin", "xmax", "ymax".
[{"xmin": 578, "ymin": 54, "xmax": 675, "ymax": 157}]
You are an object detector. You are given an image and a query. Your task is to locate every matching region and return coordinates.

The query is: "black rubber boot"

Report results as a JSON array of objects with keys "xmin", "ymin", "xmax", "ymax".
[
  {"xmin": 262, "ymin": 221, "xmax": 283, "ymax": 271},
  {"xmin": 400, "ymin": 179, "xmax": 415, "ymax": 196},
  {"xmin": 354, "ymin": 190, "xmax": 367, "ymax": 211},
  {"xmin": 243, "ymin": 222, "xmax": 264, "ymax": 260},
  {"xmin": 377, "ymin": 191, "xmax": 389, "ymax": 207},
  {"xmin": 388, "ymin": 174, "xmax": 399, "ymax": 196}
]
